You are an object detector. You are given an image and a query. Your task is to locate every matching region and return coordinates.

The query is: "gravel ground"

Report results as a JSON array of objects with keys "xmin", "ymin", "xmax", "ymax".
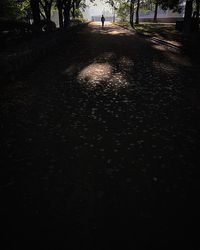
[{"xmin": 1, "ymin": 22, "xmax": 200, "ymax": 249}]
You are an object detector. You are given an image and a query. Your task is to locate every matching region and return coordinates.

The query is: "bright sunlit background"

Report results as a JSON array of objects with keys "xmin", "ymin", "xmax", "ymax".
[{"xmin": 83, "ymin": 0, "xmax": 113, "ymax": 20}]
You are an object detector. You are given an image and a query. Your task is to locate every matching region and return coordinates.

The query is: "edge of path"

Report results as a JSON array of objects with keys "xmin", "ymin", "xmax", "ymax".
[
  {"xmin": 115, "ymin": 23, "xmax": 199, "ymax": 57},
  {"xmin": 0, "ymin": 22, "xmax": 90, "ymax": 83}
]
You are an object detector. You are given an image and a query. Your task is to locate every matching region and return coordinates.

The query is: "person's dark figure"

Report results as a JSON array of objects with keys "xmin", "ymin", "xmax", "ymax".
[{"xmin": 101, "ymin": 15, "xmax": 105, "ymax": 28}]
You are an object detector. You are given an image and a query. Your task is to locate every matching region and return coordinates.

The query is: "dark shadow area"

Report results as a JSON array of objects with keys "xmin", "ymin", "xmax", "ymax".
[{"xmin": 1, "ymin": 23, "xmax": 200, "ymax": 249}]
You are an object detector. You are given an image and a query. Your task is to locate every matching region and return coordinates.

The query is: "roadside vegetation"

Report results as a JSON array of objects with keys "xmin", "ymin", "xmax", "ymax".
[{"xmin": 107, "ymin": 0, "xmax": 199, "ymax": 37}]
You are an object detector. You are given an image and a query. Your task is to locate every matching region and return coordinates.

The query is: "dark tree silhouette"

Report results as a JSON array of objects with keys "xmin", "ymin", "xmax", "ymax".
[
  {"xmin": 154, "ymin": 0, "xmax": 159, "ymax": 22},
  {"xmin": 130, "ymin": 0, "xmax": 135, "ymax": 27},
  {"xmin": 196, "ymin": 0, "xmax": 200, "ymax": 21},
  {"xmin": 183, "ymin": 0, "xmax": 193, "ymax": 35},
  {"xmin": 30, "ymin": 0, "xmax": 41, "ymax": 26},
  {"xmin": 71, "ymin": 0, "xmax": 82, "ymax": 18},
  {"xmin": 39, "ymin": 0, "xmax": 54, "ymax": 21},
  {"xmin": 135, "ymin": 0, "xmax": 140, "ymax": 24},
  {"xmin": 56, "ymin": 0, "xmax": 64, "ymax": 28},
  {"xmin": 63, "ymin": 0, "xmax": 72, "ymax": 27}
]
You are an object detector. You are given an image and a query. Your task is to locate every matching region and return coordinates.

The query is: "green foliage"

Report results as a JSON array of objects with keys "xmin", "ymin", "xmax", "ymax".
[
  {"xmin": 0, "ymin": 0, "xmax": 187, "ymax": 29},
  {"xmin": 74, "ymin": 8, "xmax": 83, "ymax": 18},
  {"xmin": 0, "ymin": 0, "xmax": 17, "ymax": 20},
  {"xmin": 79, "ymin": 0, "xmax": 87, "ymax": 11},
  {"xmin": 116, "ymin": 1, "xmax": 130, "ymax": 22},
  {"xmin": 0, "ymin": 0, "xmax": 31, "ymax": 21},
  {"xmin": 71, "ymin": 16, "xmax": 86, "ymax": 24}
]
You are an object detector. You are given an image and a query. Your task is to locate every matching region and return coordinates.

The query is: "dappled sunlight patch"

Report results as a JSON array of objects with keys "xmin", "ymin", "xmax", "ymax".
[
  {"xmin": 152, "ymin": 44, "xmax": 168, "ymax": 52},
  {"xmin": 107, "ymin": 27, "xmax": 133, "ymax": 36},
  {"xmin": 107, "ymin": 30, "xmax": 119, "ymax": 35},
  {"xmin": 78, "ymin": 63, "xmax": 112, "ymax": 82},
  {"xmin": 90, "ymin": 21, "xmax": 112, "ymax": 27},
  {"xmin": 77, "ymin": 62, "xmax": 129, "ymax": 90},
  {"xmin": 107, "ymin": 72, "xmax": 129, "ymax": 88},
  {"xmin": 89, "ymin": 22, "xmax": 134, "ymax": 36}
]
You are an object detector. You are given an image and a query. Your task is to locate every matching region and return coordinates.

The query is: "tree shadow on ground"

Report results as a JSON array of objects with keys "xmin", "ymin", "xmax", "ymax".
[{"xmin": 1, "ymin": 23, "xmax": 200, "ymax": 249}]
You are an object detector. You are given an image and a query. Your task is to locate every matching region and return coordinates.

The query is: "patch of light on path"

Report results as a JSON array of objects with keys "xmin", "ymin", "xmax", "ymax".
[
  {"xmin": 90, "ymin": 22, "xmax": 134, "ymax": 36},
  {"xmin": 90, "ymin": 21, "xmax": 112, "ymax": 27},
  {"xmin": 77, "ymin": 62, "xmax": 129, "ymax": 90}
]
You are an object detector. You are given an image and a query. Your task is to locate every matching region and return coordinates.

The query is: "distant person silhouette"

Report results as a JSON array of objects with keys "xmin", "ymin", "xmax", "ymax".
[{"xmin": 101, "ymin": 15, "xmax": 105, "ymax": 27}]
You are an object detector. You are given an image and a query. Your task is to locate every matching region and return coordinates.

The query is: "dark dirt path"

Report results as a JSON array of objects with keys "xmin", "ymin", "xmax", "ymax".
[{"xmin": 1, "ymin": 22, "xmax": 200, "ymax": 249}]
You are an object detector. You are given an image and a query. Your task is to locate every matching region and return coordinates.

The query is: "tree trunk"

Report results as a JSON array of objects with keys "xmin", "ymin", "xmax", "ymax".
[
  {"xmin": 44, "ymin": 6, "xmax": 51, "ymax": 20},
  {"xmin": 154, "ymin": 0, "xmax": 158, "ymax": 22},
  {"xmin": 41, "ymin": 1, "xmax": 52, "ymax": 20},
  {"xmin": 130, "ymin": 0, "xmax": 134, "ymax": 27},
  {"xmin": 183, "ymin": 0, "xmax": 193, "ymax": 35},
  {"xmin": 58, "ymin": 7, "xmax": 64, "ymax": 27},
  {"xmin": 47, "ymin": 2, "xmax": 53, "ymax": 20},
  {"xmin": 196, "ymin": 0, "xmax": 200, "ymax": 22},
  {"xmin": 135, "ymin": 0, "xmax": 140, "ymax": 24},
  {"xmin": 72, "ymin": 0, "xmax": 75, "ymax": 19},
  {"xmin": 57, "ymin": 0, "xmax": 63, "ymax": 28},
  {"xmin": 63, "ymin": 0, "xmax": 72, "ymax": 28},
  {"xmin": 30, "ymin": 0, "xmax": 41, "ymax": 25},
  {"xmin": 113, "ymin": 8, "xmax": 115, "ymax": 23}
]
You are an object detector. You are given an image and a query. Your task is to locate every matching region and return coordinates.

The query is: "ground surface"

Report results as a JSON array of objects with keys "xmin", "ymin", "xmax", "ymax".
[
  {"xmin": 118, "ymin": 21, "xmax": 200, "ymax": 55},
  {"xmin": 1, "ymin": 22, "xmax": 200, "ymax": 249},
  {"xmin": 133, "ymin": 23, "xmax": 181, "ymax": 45}
]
